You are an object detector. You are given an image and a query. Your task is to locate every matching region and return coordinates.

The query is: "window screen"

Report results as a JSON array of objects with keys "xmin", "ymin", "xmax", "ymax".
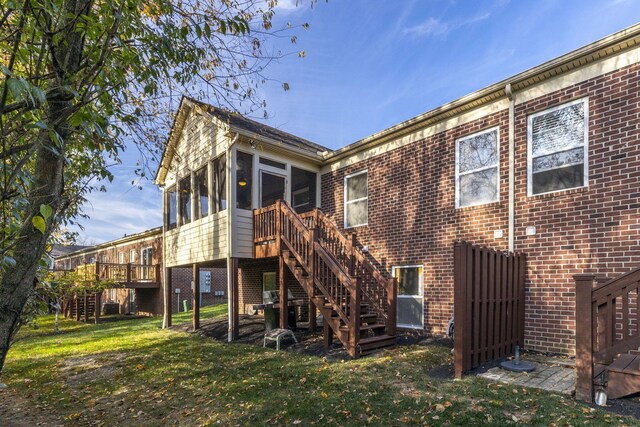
[
  {"xmin": 166, "ymin": 186, "xmax": 177, "ymax": 229},
  {"xmin": 179, "ymin": 175, "xmax": 191, "ymax": 225},
  {"xmin": 528, "ymin": 99, "xmax": 588, "ymax": 195},
  {"xmin": 345, "ymin": 171, "xmax": 368, "ymax": 228},
  {"xmin": 456, "ymin": 128, "xmax": 499, "ymax": 208},
  {"xmin": 195, "ymin": 166, "xmax": 208, "ymax": 220}
]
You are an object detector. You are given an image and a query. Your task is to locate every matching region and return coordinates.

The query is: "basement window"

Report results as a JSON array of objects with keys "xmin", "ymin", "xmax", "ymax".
[
  {"xmin": 392, "ymin": 265, "xmax": 424, "ymax": 329},
  {"xmin": 344, "ymin": 170, "xmax": 368, "ymax": 228},
  {"xmin": 455, "ymin": 127, "xmax": 499, "ymax": 208},
  {"xmin": 528, "ymin": 98, "xmax": 588, "ymax": 195}
]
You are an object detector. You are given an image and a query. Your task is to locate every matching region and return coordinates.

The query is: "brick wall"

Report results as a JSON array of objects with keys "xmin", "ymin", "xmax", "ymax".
[
  {"xmin": 169, "ymin": 267, "xmax": 226, "ymax": 314},
  {"xmin": 321, "ymin": 62, "xmax": 640, "ymax": 355},
  {"xmin": 238, "ymin": 258, "xmax": 308, "ymax": 317}
]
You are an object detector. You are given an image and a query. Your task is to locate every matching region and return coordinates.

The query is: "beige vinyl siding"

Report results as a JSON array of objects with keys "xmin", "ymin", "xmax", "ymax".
[{"xmin": 164, "ymin": 210, "xmax": 228, "ymax": 267}]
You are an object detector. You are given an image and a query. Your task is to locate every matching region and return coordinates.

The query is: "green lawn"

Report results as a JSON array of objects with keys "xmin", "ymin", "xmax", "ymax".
[{"xmin": 1, "ymin": 306, "xmax": 637, "ymax": 426}]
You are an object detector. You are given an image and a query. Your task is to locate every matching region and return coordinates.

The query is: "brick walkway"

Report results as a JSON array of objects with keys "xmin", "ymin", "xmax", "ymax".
[{"xmin": 478, "ymin": 359, "xmax": 576, "ymax": 395}]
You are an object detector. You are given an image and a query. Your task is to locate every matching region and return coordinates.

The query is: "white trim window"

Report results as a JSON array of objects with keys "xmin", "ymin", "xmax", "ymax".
[
  {"xmin": 344, "ymin": 170, "xmax": 368, "ymax": 228},
  {"xmin": 392, "ymin": 265, "xmax": 424, "ymax": 329},
  {"xmin": 109, "ymin": 288, "xmax": 117, "ymax": 302},
  {"xmin": 129, "ymin": 249, "xmax": 136, "ymax": 263},
  {"xmin": 528, "ymin": 98, "xmax": 589, "ymax": 195},
  {"xmin": 118, "ymin": 252, "xmax": 124, "ymax": 264},
  {"xmin": 455, "ymin": 127, "xmax": 500, "ymax": 208}
]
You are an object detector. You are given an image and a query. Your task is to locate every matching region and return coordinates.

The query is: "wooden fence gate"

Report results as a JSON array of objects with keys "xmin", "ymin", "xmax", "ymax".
[{"xmin": 454, "ymin": 241, "xmax": 527, "ymax": 378}]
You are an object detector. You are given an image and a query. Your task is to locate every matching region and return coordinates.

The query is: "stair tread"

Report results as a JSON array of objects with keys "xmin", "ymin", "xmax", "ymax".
[
  {"xmin": 608, "ymin": 354, "xmax": 640, "ymax": 374},
  {"xmin": 359, "ymin": 334, "xmax": 395, "ymax": 345},
  {"xmin": 340, "ymin": 323, "xmax": 386, "ymax": 331}
]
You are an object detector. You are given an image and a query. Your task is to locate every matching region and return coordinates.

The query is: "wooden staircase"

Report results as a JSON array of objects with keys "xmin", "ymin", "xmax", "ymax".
[
  {"xmin": 575, "ymin": 267, "xmax": 640, "ymax": 402},
  {"xmin": 65, "ymin": 292, "xmax": 101, "ymax": 323},
  {"xmin": 254, "ymin": 200, "xmax": 397, "ymax": 357}
]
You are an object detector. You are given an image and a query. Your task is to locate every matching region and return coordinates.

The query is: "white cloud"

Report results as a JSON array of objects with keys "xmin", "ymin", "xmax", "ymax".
[{"xmin": 403, "ymin": 13, "xmax": 491, "ymax": 38}]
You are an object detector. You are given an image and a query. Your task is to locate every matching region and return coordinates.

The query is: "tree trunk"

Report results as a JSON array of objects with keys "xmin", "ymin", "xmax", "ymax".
[{"xmin": 0, "ymin": 0, "xmax": 91, "ymax": 376}]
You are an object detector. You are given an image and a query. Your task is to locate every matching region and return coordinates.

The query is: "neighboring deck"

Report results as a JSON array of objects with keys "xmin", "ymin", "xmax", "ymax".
[{"xmin": 75, "ymin": 262, "xmax": 161, "ymax": 288}]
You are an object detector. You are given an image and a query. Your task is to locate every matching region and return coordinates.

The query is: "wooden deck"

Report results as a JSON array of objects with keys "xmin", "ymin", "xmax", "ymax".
[{"xmin": 75, "ymin": 262, "xmax": 161, "ymax": 288}]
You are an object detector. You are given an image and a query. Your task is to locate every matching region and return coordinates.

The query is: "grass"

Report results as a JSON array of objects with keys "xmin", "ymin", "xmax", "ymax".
[{"xmin": 2, "ymin": 306, "xmax": 638, "ymax": 426}]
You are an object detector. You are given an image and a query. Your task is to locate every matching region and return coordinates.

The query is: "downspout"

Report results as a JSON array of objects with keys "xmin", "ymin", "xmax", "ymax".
[
  {"xmin": 506, "ymin": 84, "xmax": 515, "ymax": 252},
  {"xmin": 226, "ymin": 132, "xmax": 239, "ymax": 342}
]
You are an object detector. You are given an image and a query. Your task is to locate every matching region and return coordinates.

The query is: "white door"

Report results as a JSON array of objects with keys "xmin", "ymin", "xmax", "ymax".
[{"xmin": 392, "ymin": 266, "xmax": 424, "ymax": 329}]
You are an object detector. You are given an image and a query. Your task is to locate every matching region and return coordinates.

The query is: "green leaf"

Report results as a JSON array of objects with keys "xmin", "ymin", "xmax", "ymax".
[
  {"xmin": 32, "ymin": 216, "xmax": 46, "ymax": 234},
  {"xmin": 6, "ymin": 78, "xmax": 25, "ymax": 101},
  {"xmin": 40, "ymin": 204, "xmax": 53, "ymax": 220}
]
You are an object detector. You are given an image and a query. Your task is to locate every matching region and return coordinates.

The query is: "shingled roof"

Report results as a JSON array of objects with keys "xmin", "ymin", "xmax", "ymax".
[{"xmin": 187, "ymin": 98, "xmax": 330, "ymax": 154}]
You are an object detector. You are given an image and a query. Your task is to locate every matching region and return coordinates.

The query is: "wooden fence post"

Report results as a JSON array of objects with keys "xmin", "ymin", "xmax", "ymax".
[
  {"xmin": 574, "ymin": 274, "xmax": 597, "ymax": 403},
  {"xmin": 454, "ymin": 241, "xmax": 467, "ymax": 379}
]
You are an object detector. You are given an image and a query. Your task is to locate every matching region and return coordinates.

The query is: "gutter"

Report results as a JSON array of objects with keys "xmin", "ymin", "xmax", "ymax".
[{"xmin": 229, "ymin": 126, "xmax": 325, "ymax": 164}]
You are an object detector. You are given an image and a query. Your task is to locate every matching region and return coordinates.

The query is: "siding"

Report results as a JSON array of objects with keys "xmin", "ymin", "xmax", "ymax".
[{"xmin": 164, "ymin": 211, "xmax": 228, "ymax": 267}]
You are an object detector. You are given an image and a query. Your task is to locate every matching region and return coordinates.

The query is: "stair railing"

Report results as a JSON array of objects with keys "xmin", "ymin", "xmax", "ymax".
[
  {"xmin": 574, "ymin": 266, "xmax": 640, "ymax": 402},
  {"xmin": 305, "ymin": 208, "xmax": 397, "ymax": 335}
]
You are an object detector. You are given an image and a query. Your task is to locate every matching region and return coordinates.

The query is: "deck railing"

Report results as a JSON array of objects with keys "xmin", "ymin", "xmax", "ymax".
[
  {"xmin": 254, "ymin": 201, "xmax": 397, "ymax": 338},
  {"xmin": 574, "ymin": 266, "xmax": 640, "ymax": 402},
  {"xmin": 74, "ymin": 262, "xmax": 160, "ymax": 285}
]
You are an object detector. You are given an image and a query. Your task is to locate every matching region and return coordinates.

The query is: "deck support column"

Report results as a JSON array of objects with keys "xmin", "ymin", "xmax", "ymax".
[
  {"xmin": 323, "ymin": 321, "xmax": 333, "ymax": 348},
  {"xmin": 309, "ymin": 300, "xmax": 316, "ymax": 332},
  {"xmin": 193, "ymin": 264, "xmax": 200, "ymax": 330},
  {"xmin": 279, "ymin": 254, "xmax": 288, "ymax": 329},
  {"xmin": 94, "ymin": 292, "xmax": 101, "ymax": 324},
  {"xmin": 227, "ymin": 257, "xmax": 240, "ymax": 341},
  {"xmin": 164, "ymin": 267, "xmax": 172, "ymax": 328},
  {"xmin": 83, "ymin": 291, "xmax": 89, "ymax": 322}
]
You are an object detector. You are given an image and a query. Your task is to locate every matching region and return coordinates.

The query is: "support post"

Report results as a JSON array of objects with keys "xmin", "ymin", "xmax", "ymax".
[
  {"xmin": 127, "ymin": 263, "xmax": 132, "ymax": 284},
  {"xmin": 279, "ymin": 254, "xmax": 288, "ymax": 328},
  {"xmin": 349, "ymin": 232, "xmax": 356, "ymax": 276},
  {"xmin": 387, "ymin": 277, "xmax": 397, "ymax": 337},
  {"xmin": 165, "ymin": 267, "xmax": 172, "ymax": 328},
  {"xmin": 349, "ymin": 277, "xmax": 361, "ymax": 357},
  {"xmin": 574, "ymin": 274, "xmax": 597, "ymax": 403},
  {"xmin": 75, "ymin": 296, "xmax": 80, "ymax": 321},
  {"xmin": 94, "ymin": 292, "xmax": 101, "ymax": 324},
  {"xmin": 309, "ymin": 300, "xmax": 316, "ymax": 332},
  {"xmin": 193, "ymin": 263, "xmax": 200, "ymax": 330},
  {"xmin": 83, "ymin": 291, "xmax": 89, "ymax": 322},
  {"xmin": 323, "ymin": 321, "xmax": 333, "ymax": 348},
  {"xmin": 231, "ymin": 258, "xmax": 239, "ymax": 340}
]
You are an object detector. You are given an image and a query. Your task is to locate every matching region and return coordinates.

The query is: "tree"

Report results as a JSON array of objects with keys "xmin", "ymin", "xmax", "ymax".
[{"xmin": 0, "ymin": 0, "xmax": 309, "ymax": 376}]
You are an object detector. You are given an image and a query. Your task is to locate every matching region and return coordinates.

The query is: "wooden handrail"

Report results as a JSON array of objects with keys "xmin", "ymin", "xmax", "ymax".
[{"xmin": 575, "ymin": 265, "xmax": 640, "ymax": 403}]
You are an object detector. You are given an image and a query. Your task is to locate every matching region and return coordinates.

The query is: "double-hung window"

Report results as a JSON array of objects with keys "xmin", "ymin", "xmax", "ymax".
[
  {"xmin": 455, "ymin": 127, "xmax": 499, "ymax": 208},
  {"xmin": 528, "ymin": 98, "xmax": 588, "ymax": 195},
  {"xmin": 344, "ymin": 171, "xmax": 368, "ymax": 228}
]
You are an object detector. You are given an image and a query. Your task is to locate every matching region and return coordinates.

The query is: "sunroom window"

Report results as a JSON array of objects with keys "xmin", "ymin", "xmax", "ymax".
[
  {"xmin": 179, "ymin": 175, "xmax": 192, "ymax": 225},
  {"xmin": 344, "ymin": 171, "xmax": 367, "ymax": 228},
  {"xmin": 455, "ymin": 128, "xmax": 499, "ymax": 208},
  {"xmin": 528, "ymin": 98, "xmax": 588, "ymax": 195},
  {"xmin": 166, "ymin": 185, "xmax": 177, "ymax": 230},
  {"xmin": 194, "ymin": 166, "xmax": 208, "ymax": 220}
]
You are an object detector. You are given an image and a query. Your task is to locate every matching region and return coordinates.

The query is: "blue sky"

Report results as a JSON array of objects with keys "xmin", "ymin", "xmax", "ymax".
[{"xmin": 72, "ymin": 0, "xmax": 640, "ymax": 243}]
